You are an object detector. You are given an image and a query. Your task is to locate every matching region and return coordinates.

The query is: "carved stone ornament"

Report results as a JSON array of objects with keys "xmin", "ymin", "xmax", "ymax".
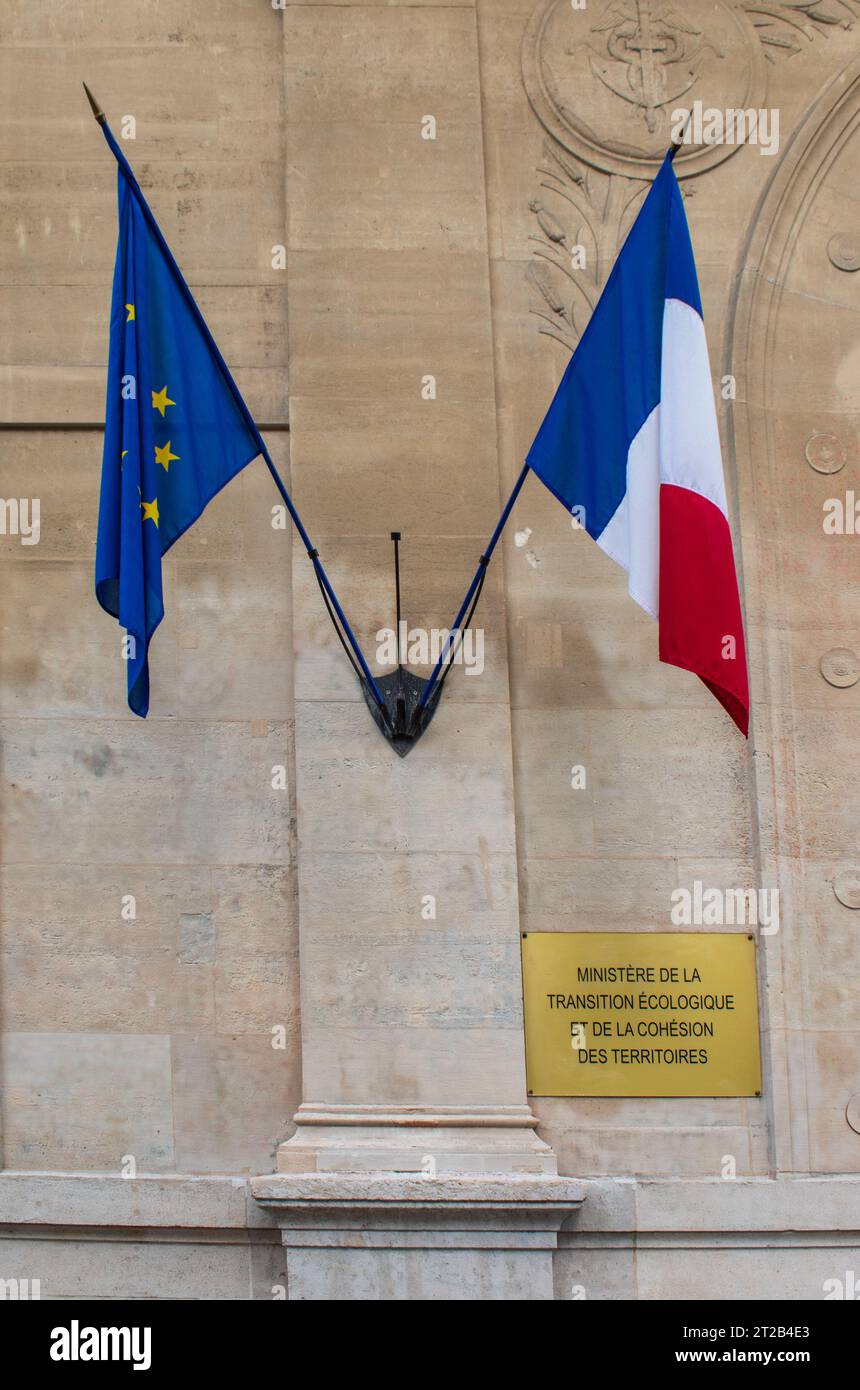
[
  {"xmin": 827, "ymin": 231, "xmax": 860, "ymax": 271},
  {"xmin": 805, "ymin": 431, "xmax": 848, "ymax": 473},
  {"xmin": 521, "ymin": 0, "xmax": 767, "ymax": 179},
  {"xmin": 742, "ymin": 1, "xmax": 860, "ymax": 62},
  {"xmin": 819, "ymin": 647, "xmax": 860, "ymax": 688},
  {"xmin": 834, "ymin": 869, "xmax": 860, "ymax": 908}
]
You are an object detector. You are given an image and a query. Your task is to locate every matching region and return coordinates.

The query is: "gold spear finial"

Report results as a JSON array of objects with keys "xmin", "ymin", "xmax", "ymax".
[{"xmin": 82, "ymin": 82, "xmax": 106, "ymax": 125}]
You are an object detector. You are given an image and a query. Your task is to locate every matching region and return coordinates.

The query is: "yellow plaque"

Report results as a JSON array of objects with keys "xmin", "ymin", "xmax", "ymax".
[{"xmin": 521, "ymin": 932, "xmax": 761, "ymax": 1097}]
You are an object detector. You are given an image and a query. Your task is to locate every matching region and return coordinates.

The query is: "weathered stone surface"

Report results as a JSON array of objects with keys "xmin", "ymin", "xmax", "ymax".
[
  {"xmin": 286, "ymin": 249, "xmax": 496, "ymax": 406},
  {"xmin": 2, "ymin": 0, "xmax": 860, "ymax": 1301},
  {"xmin": 286, "ymin": 397, "xmax": 501, "ymax": 536},
  {"xmin": 295, "ymin": 698, "xmax": 516, "ymax": 856},
  {"xmin": 283, "ymin": 6, "xmax": 482, "ymax": 128},
  {"xmin": 171, "ymin": 1034, "xmax": 296, "ymax": 1174},
  {"xmin": 0, "ymin": 1234, "xmax": 259, "ymax": 1300},
  {"xmin": 3, "ymin": 1032, "xmax": 174, "ymax": 1170},
  {"xmin": 0, "ymin": 1171, "xmax": 260, "ymax": 1228},
  {"xmin": 0, "ymin": 0, "xmax": 298, "ymax": 1191},
  {"xmin": 520, "ymin": 856, "xmax": 678, "ymax": 932},
  {"xmin": 0, "ymin": 560, "xmax": 293, "ymax": 720},
  {"xmin": 0, "ymin": 718, "xmax": 294, "ymax": 864},
  {"xmin": 300, "ymin": 1024, "xmax": 527, "ymax": 1109},
  {"xmin": 252, "ymin": 1170, "xmax": 582, "ymax": 1299},
  {"xmin": 0, "ymin": 286, "xmax": 288, "ymax": 423},
  {"xmin": 300, "ymin": 848, "xmax": 518, "ymax": 933},
  {"xmin": 633, "ymin": 1245, "xmax": 860, "ymax": 1302},
  {"xmin": 287, "ymin": 123, "xmax": 487, "ymax": 255},
  {"xmin": 0, "ymin": 158, "xmax": 284, "ymax": 288}
]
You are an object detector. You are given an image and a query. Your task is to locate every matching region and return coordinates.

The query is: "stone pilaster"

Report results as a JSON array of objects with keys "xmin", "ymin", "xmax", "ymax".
[{"xmin": 251, "ymin": 1, "xmax": 578, "ymax": 1295}]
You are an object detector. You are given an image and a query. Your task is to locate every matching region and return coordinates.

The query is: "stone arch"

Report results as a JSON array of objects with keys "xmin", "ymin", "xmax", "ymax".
[{"xmin": 727, "ymin": 55, "xmax": 860, "ymax": 1175}]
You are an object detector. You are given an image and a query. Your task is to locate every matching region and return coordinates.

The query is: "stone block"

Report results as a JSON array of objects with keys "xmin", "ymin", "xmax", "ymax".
[
  {"xmin": 553, "ymin": 1241, "xmax": 637, "ymax": 1300},
  {"xmin": 171, "ymin": 1034, "xmax": 296, "ymax": 1174},
  {"xmin": 0, "ymin": 1233, "xmax": 253, "ymax": 1300},
  {"xmin": 301, "ymin": 1024, "xmax": 527, "ymax": 1109},
  {"xmin": 284, "ymin": 6, "xmax": 481, "ymax": 128},
  {"xmin": 805, "ymin": 1031, "xmax": 860, "ymax": 1173},
  {"xmin": 294, "ymin": 698, "xmax": 516, "ymax": 855},
  {"xmin": 287, "ymin": 122, "xmax": 487, "ymax": 254},
  {"xmin": 299, "ymin": 848, "xmax": 518, "ymax": 934},
  {"xmin": 0, "ymin": 717, "xmax": 294, "ymax": 864},
  {"xmin": 286, "ymin": 396, "xmax": 500, "ymax": 537},
  {"xmin": 3, "ymin": 1032, "xmax": 174, "ymax": 1170},
  {"xmin": 285, "ymin": 250, "xmax": 496, "ymax": 405}
]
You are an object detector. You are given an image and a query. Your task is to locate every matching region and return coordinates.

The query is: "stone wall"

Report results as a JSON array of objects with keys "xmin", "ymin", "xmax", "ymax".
[
  {"xmin": 1, "ymin": 0, "xmax": 859, "ymax": 1299},
  {"xmin": 0, "ymin": 1, "xmax": 300, "ymax": 1179},
  {"xmin": 477, "ymin": 0, "xmax": 860, "ymax": 1183}
]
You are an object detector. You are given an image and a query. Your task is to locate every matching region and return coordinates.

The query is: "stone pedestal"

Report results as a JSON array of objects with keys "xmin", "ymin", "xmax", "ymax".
[
  {"xmin": 251, "ymin": 1104, "xmax": 581, "ymax": 1298},
  {"xmin": 251, "ymin": 1172, "xmax": 584, "ymax": 1301},
  {"xmin": 275, "ymin": 1103, "xmax": 558, "ymax": 1175}
]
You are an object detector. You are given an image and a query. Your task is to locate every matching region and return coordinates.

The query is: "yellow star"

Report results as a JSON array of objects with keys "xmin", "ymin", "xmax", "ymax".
[
  {"xmin": 151, "ymin": 385, "xmax": 175, "ymax": 417},
  {"xmin": 155, "ymin": 441, "xmax": 180, "ymax": 473},
  {"xmin": 140, "ymin": 497, "xmax": 159, "ymax": 527},
  {"xmin": 120, "ymin": 449, "xmax": 128, "ymax": 470},
  {"xmin": 125, "ymin": 303, "xmax": 135, "ymax": 322}
]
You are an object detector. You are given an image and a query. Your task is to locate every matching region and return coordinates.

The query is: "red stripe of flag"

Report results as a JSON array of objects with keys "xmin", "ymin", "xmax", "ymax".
[{"xmin": 658, "ymin": 483, "xmax": 749, "ymax": 737}]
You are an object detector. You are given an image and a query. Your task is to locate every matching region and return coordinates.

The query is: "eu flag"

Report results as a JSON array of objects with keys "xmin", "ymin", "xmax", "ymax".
[{"xmin": 95, "ymin": 128, "xmax": 261, "ymax": 717}]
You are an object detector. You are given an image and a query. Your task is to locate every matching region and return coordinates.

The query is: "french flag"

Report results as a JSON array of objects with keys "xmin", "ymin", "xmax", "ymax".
[{"xmin": 526, "ymin": 152, "xmax": 749, "ymax": 736}]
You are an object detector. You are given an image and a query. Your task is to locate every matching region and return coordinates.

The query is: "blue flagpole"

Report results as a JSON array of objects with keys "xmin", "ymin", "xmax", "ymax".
[
  {"xmin": 84, "ymin": 84, "xmax": 386, "ymax": 713},
  {"xmin": 417, "ymin": 462, "xmax": 531, "ymax": 710}
]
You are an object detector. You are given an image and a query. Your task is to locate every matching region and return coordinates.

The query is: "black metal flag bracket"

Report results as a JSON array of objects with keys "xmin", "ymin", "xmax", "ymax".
[
  {"xmin": 360, "ymin": 532, "xmax": 444, "ymax": 757},
  {"xmin": 369, "ymin": 463, "xmax": 533, "ymax": 756},
  {"xmin": 362, "ymin": 665, "xmax": 444, "ymax": 759},
  {"xmin": 89, "ymin": 82, "xmax": 680, "ymax": 755}
]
